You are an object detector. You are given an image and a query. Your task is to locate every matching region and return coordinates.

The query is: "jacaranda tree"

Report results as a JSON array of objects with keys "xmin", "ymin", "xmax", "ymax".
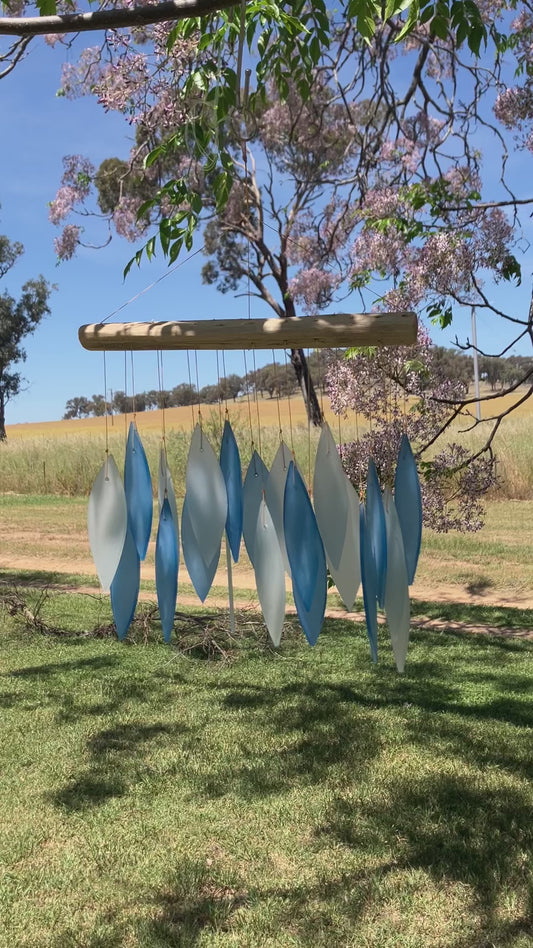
[{"xmin": 1, "ymin": 0, "xmax": 531, "ymax": 526}]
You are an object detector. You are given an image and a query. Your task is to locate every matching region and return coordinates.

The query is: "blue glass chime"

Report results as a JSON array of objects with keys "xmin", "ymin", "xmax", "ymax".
[{"xmin": 88, "ymin": 418, "xmax": 422, "ymax": 670}]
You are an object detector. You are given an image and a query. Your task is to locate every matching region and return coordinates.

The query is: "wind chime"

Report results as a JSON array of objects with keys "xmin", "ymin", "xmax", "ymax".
[{"xmin": 79, "ymin": 309, "xmax": 421, "ymax": 672}]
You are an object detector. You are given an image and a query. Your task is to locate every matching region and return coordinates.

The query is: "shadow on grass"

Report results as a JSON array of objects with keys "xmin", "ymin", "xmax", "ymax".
[
  {"xmin": 51, "ymin": 721, "xmax": 189, "ymax": 812},
  {"xmin": 135, "ymin": 857, "xmax": 249, "ymax": 947},
  {"xmin": 197, "ymin": 680, "xmax": 381, "ymax": 800},
  {"xmin": 316, "ymin": 771, "xmax": 533, "ymax": 939},
  {"xmin": 411, "ymin": 598, "xmax": 533, "ymax": 632},
  {"xmin": 53, "ymin": 774, "xmax": 129, "ymax": 809},
  {"xmin": 7, "ymin": 655, "xmax": 119, "ymax": 679},
  {"xmin": 0, "ymin": 569, "xmax": 94, "ymax": 587}
]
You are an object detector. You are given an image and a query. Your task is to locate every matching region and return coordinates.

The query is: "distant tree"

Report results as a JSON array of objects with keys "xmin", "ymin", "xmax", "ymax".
[
  {"xmin": 112, "ymin": 390, "xmax": 133, "ymax": 414},
  {"xmin": 432, "ymin": 347, "xmax": 473, "ymax": 387},
  {"xmin": 145, "ymin": 389, "xmax": 160, "ymax": 409},
  {"xmin": 90, "ymin": 394, "xmax": 106, "ymax": 416},
  {"xmin": 199, "ymin": 383, "xmax": 221, "ymax": 404},
  {"xmin": 63, "ymin": 396, "xmax": 92, "ymax": 419},
  {"xmin": 133, "ymin": 392, "xmax": 147, "ymax": 412},
  {"xmin": 501, "ymin": 357, "xmax": 532, "ymax": 388},
  {"xmin": 252, "ymin": 366, "xmax": 277, "ymax": 399},
  {"xmin": 171, "ymin": 383, "xmax": 197, "ymax": 406},
  {"xmin": 218, "ymin": 373, "xmax": 242, "ymax": 402},
  {"xmin": 479, "ymin": 356, "xmax": 503, "ymax": 391},
  {"xmin": 0, "ymin": 231, "xmax": 51, "ymax": 439},
  {"xmin": 250, "ymin": 363, "xmax": 298, "ymax": 399}
]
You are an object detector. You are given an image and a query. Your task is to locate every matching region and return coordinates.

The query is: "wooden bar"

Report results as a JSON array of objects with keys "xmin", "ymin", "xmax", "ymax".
[{"xmin": 79, "ymin": 312, "xmax": 417, "ymax": 351}]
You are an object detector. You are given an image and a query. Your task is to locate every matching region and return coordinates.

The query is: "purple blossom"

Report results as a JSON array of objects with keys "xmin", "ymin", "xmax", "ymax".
[
  {"xmin": 494, "ymin": 87, "xmax": 533, "ymax": 129},
  {"xmin": 288, "ymin": 268, "xmax": 338, "ymax": 313},
  {"xmin": 112, "ymin": 197, "xmax": 144, "ymax": 241},
  {"xmin": 54, "ymin": 224, "xmax": 81, "ymax": 261},
  {"xmin": 49, "ymin": 186, "xmax": 78, "ymax": 225},
  {"xmin": 326, "ymin": 333, "xmax": 493, "ymax": 532}
]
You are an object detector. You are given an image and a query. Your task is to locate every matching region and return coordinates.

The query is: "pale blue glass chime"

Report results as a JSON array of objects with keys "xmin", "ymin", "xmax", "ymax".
[{"xmin": 81, "ymin": 314, "xmax": 420, "ymax": 671}]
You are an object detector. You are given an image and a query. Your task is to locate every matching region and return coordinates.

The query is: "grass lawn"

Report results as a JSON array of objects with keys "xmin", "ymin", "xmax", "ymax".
[{"xmin": 0, "ymin": 595, "xmax": 532, "ymax": 947}]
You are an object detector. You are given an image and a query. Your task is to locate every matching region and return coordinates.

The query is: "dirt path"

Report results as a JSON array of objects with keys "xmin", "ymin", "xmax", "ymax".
[
  {"xmin": 2, "ymin": 553, "xmax": 532, "ymax": 640},
  {"xmin": 3, "ymin": 552, "xmax": 533, "ymax": 609}
]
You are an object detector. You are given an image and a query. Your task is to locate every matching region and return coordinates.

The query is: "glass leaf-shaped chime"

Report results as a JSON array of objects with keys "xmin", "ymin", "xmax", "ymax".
[
  {"xmin": 110, "ymin": 526, "xmax": 140, "ymax": 641},
  {"xmin": 394, "ymin": 433, "xmax": 422, "ymax": 585},
  {"xmin": 156, "ymin": 497, "xmax": 179, "ymax": 643},
  {"xmin": 182, "ymin": 424, "xmax": 227, "ymax": 602},
  {"xmin": 359, "ymin": 501, "xmax": 379, "ymax": 663},
  {"xmin": 242, "ymin": 450, "xmax": 269, "ymax": 567},
  {"xmin": 254, "ymin": 495, "xmax": 286, "ymax": 647},
  {"xmin": 264, "ymin": 440, "xmax": 292, "ymax": 577},
  {"xmin": 284, "ymin": 461, "xmax": 327, "ymax": 646},
  {"xmin": 355, "ymin": 433, "xmax": 422, "ymax": 672},
  {"xmin": 220, "ymin": 419, "xmax": 243, "ymax": 564},
  {"xmin": 383, "ymin": 487, "xmax": 410, "ymax": 674},
  {"xmin": 88, "ymin": 454, "xmax": 127, "ymax": 593},
  {"xmin": 124, "ymin": 422, "xmax": 153, "ymax": 561},
  {"xmin": 313, "ymin": 423, "xmax": 360, "ymax": 611}
]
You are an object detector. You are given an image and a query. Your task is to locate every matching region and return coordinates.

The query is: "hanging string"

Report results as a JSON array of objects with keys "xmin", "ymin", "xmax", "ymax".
[
  {"xmin": 99, "ymin": 246, "xmax": 206, "ymax": 324},
  {"xmin": 221, "ymin": 349, "xmax": 230, "ymax": 421},
  {"xmin": 186, "ymin": 351, "xmax": 196, "ymax": 431},
  {"xmin": 283, "ymin": 347, "xmax": 295, "ymax": 456},
  {"xmin": 194, "ymin": 350, "xmax": 203, "ymax": 446},
  {"xmin": 316, "ymin": 344, "xmax": 326, "ymax": 420},
  {"xmin": 253, "ymin": 360, "xmax": 262, "ymax": 459},
  {"xmin": 123, "ymin": 351, "xmax": 128, "ymax": 442},
  {"xmin": 94, "ymin": 179, "xmax": 337, "ymax": 334},
  {"xmin": 335, "ymin": 348, "xmax": 343, "ymax": 465},
  {"xmin": 393, "ymin": 362, "xmax": 399, "ymax": 430},
  {"xmin": 157, "ymin": 351, "xmax": 168, "ymax": 476},
  {"xmin": 215, "ymin": 349, "xmax": 224, "ymax": 433},
  {"xmin": 130, "ymin": 351, "xmax": 137, "ymax": 425},
  {"xmin": 242, "ymin": 349, "xmax": 256, "ymax": 464},
  {"xmin": 272, "ymin": 349, "xmax": 284, "ymax": 444},
  {"xmin": 235, "ymin": 0, "xmax": 247, "ymax": 109},
  {"xmin": 242, "ymin": 142, "xmax": 263, "ymax": 461},
  {"xmin": 402, "ymin": 368, "xmax": 408, "ymax": 434},
  {"xmin": 103, "ymin": 351, "xmax": 110, "ymax": 477}
]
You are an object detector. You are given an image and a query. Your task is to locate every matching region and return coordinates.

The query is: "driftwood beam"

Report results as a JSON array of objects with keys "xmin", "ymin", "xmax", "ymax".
[
  {"xmin": 0, "ymin": 0, "xmax": 240, "ymax": 37},
  {"xmin": 79, "ymin": 313, "xmax": 418, "ymax": 351}
]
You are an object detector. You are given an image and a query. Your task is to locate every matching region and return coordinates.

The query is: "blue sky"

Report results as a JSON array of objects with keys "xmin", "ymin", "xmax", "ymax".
[
  {"xmin": 1, "ymin": 35, "xmax": 271, "ymax": 424},
  {"xmin": 1, "ymin": 32, "xmax": 532, "ymax": 425}
]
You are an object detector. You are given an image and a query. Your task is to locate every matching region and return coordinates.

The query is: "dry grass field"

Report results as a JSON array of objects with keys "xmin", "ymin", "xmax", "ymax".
[
  {"xmin": 5, "ymin": 384, "xmax": 531, "ymax": 442},
  {"xmin": 5, "ymin": 395, "xmax": 340, "ymax": 441}
]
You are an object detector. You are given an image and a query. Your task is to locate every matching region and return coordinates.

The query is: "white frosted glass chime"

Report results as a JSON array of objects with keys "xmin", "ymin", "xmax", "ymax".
[
  {"xmin": 81, "ymin": 312, "xmax": 421, "ymax": 668},
  {"xmin": 87, "ymin": 455, "xmax": 128, "ymax": 593}
]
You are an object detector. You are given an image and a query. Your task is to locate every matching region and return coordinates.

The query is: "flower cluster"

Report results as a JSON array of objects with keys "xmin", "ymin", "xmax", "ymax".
[
  {"xmin": 325, "ymin": 333, "xmax": 494, "ymax": 532},
  {"xmin": 288, "ymin": 268, "xmax": 338, "ymax": 313},
  {"xmin": 48, "ymin": 155, "xmax": 95, "ymax": 228},
  {"xmin": 53, "ymin": 224, "xmax": 81, "ymax": 261}
]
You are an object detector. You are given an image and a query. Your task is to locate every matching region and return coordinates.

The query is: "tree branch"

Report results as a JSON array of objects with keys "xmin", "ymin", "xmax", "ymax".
[
  {"xmin": 0, "ymin": 0, "xmax": 241, "ymax": 37},
  {"xmin": 0, "ymin": 35, "xmax": 32, "ymax": 78}
]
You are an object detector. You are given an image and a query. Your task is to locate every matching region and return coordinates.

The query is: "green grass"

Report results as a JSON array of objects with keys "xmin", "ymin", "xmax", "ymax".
[
  {"xmin": 0, "ymin": 594, "xmax": 532, "ymax": 947},
  {"xmin": 415, "ymin": 500, "xmax": 533, "ymax": 595}
]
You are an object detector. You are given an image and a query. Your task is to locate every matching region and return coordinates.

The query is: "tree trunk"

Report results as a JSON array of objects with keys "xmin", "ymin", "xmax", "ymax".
[{"xmin": 290, "ymin": 348, "xmax": 323, "ymax": 426}]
